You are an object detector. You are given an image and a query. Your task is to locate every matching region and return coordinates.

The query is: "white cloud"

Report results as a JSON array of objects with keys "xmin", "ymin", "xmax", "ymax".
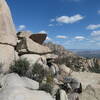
[
  {"xmin": 46, "ymin": 37, "xmax": 52, "ymax": 41},
  {"xmin": 75, "ymin": 36, "xmax": 85, "ymax": 40},
  {"xmin": 39, "ymin": 30, "xmax": 47, "ymax": 34},
  {"xmin": 56, "ymin": 35, "xmax": 67, "ymax": 39},
  {"xmin": 51, "ymin": 19, "xmax": 55, "ymax": 22},
  {"xmin": 89, "ymin": 40, "xmax": 96, "ymax": 43},
  {"xmin": 18, "ymin": 25, "xmax": 26, "ymax": 30},
  {"xmin": 56, "ymin": 14, "xmax": 84, "ymax": 24},
  {"xmin": 87, "ymin": 24, "xmax": 100, "ymax": 30},
  {"xmin": 97, "ymin": 10, "xmax": 100, "ymax": 14},
  {"xmin": 91, "ymin": 31, "xmax": 100, "ymax": 36},
  {"xmin": 48, "ymin": 24, "xmax": 54, "ymax": 27}
]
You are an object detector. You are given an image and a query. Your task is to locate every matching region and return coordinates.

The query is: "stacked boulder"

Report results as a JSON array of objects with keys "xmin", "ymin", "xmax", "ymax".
[
  {"xmin": 0, "ymin": 0, "xmax": 53, "ymax": 73},
  {"xmin": 16, "ymin": 31, "xmax": 51, "ymax": 55},
  {"xmin": 16, "ymin": 31, "xmax": 53, "ymax": 70},
  {"xmin": 0, "ymin": 0, "xmax": 17, "ymax": 72}
]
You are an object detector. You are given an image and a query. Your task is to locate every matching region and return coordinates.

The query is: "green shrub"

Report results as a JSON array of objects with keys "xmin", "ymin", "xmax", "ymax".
[
  {"xmin": 46, "ymin": 73, "xmax": 54, "ymax": 84},
  {"xmin": 32, "ymin": 63, "xmax": 48, "ymax": 83},
  {"xmin": 10, "ymin": 59, "xmax": 30, "ymax": 76},
  {"xmin": 32, "ymin": 63, "xmax": 54, "ymax": 84},
  {"xmin": 39, "ymin": 83, "xmax": 53, "ymax": 94}
]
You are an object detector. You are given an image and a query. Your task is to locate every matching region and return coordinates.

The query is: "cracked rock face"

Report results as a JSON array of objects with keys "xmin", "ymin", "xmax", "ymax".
[
  {"xmin": 16, "ymin": 37, "xmax": 52, "ymax": 55},
  {"xmin": 0, "ymin": 0, "xmax": 17, "ymax": 72},
  {"xmin": 0, "ymin": 0, "xmax": 17, "ymax": 46}
]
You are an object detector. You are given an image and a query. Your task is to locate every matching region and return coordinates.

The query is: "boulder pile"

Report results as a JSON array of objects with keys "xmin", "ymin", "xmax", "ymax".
[
  {"xmin": 0, "ymin": 0, "xmax": 100, "ymax": 100},
  {"xmin": 0, "ymin": 0, "xmax": 52, "ymax": 73}
]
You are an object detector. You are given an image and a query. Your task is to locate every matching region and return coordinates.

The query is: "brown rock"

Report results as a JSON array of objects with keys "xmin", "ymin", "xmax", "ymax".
[{"xmin": 29, "ymin": 33, "xmax": 47, "ymax": 44}]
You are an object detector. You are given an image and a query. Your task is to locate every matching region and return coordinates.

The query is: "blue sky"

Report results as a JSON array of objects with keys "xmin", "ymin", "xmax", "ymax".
[{"xmin": 7, "ymin": 0, "xmax": 100, "ymax": 49}]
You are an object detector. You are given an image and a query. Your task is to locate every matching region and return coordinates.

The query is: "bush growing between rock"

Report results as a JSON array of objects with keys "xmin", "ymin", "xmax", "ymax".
[
  {"xmin": 32, "ymin": 63, "xmax": 54, "ymax": 94},
  {"xmin": 39, "ymin": 83, "xmax": 53, "ymax": 94},
  {"xmin": 10, "ymin": 59, "xmax": 30, "ymax": 76},
  {"xmin": 10, "ymin": 59, "xmax": 54, "ymax": 94},
  {"xmin": 32, "ymin": 63, "xmax": 48, "ymax": 83}
]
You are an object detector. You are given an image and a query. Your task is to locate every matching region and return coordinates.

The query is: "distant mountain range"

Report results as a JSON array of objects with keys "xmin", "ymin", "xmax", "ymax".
[{"xmin": 69, "ymin": 49, "xmax": 100, "ymax": 59}]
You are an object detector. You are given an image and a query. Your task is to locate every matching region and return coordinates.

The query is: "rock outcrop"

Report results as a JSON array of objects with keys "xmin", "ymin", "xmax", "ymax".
[
  {"xmin": 0, "ymin": 0, "xmax": 52, "ymax": 73},
  {"xmin": 45, "ymin": 42, "xmax": 100, "ymax": 73},
  {"xmin": 0, "ymin": 0, "xmax": 17, "ymax": 46},
  {"xmin": 0, "ymin": 73, "xmax": 54, "ymax": 100},
  {"xmin": 16, "ymin": 37, "xmax": 52, "ymax": 55},
  {"xmin": 20, "ymin": 54, "xmax": 41, "ymax": 65},
  {"xmin": 0, "ymin": 0, "xmax": 100, "ymax": 100},
  {"xmin": 0, "ymin": 44, "xmax": 15, "ymax": 72},
  {"xmin": 0, "ymin": 0, "xmax": 17, "ymax": 72}
]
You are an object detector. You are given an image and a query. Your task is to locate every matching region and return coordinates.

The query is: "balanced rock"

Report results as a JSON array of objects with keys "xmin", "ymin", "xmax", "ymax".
[
  {"xmin": 30, "ymin": 33, "xmax": 47, "ymax": 44},
  {"xmin": 0, "ymin": 0, "xmax": 17, "ymax": 46},
  {"xmin": 16, "ymin": 37, "xmax": 52, "ymax": 55}
]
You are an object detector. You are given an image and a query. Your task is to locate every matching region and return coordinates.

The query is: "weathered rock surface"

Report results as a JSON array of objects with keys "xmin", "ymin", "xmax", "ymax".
[
  {"xmin": 49, "ymin": 63, "xmax": 59, "ymax": 75},
  {"xmin": 17, "ymin": 31, "xmax": 32, "ymax": 39},
  {"xmin": 60, "ymin": 89, "xmax": 68, "ymax": 100},
  {"xmin": 20, "ymin": 55, "xmax": 49, "ymax": 72},
  {"xmin": 0, "ymin": 44, "xmax": 16, "ymax": 72},
  {"xmin": 30, "ymin": 33, "xmax": 47, "ymax": 44},
  {"xmin": 44, "ymin": 54, "xmax": 58, "ymax": 59},
  {"xmin": 0, "ymin": 73, "xmax": 39, "ymax": 90},
  {"xmin": 0, "ymin": 0, "xmax": 17, "ymax": 46},
  {"xmin": 79, "ymin": 85, "xmax": 100, "ymax": 100},
  {"xmin": 20, "ymin": 54, "xmax": 41, "ymax": 66},
  {"xmin": 16, "ymin": 37, "xmax": 52, "ymax": 55},
  {"xmin": 59, "ymin": 64, "xmax": 73, "ymax": 76},
  {"xmin": 0, "ymin": 73, "xmax": 54, "ymax": 100},
  {"xmin": 21, "ymin": 77, "xmax": 39, "ymax": 90},
  {"xmin": 72, "ymin": 72, "xmax": 100, "ymax": 89}
]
